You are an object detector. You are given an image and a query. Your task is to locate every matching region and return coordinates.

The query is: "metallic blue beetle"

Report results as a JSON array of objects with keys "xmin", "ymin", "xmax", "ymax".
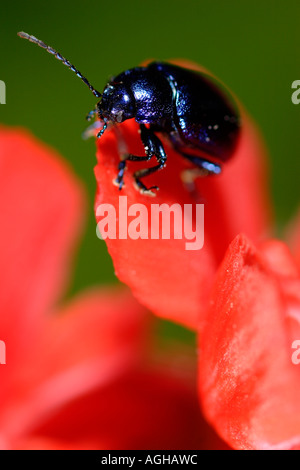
[{"xmin": 18, "ymin": 32, "xmax": 240, "ymax": 194}]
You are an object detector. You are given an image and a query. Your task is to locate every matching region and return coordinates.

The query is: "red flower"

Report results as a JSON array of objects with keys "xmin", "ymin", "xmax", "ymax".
[
  {"xmin": 199, "ymin": 234, "xmax": 300, "ymax": 450},
  {"xmin": 94, "ymin": 60, "xmax": 300, "ymax": 449},
  {"xmin": 0, "ymin": 126, "xmax": 227, "ymax": 450},
  {"xmin": 95, "ymin": 61, "xmax": 271, "ymax": 330},
  {"xmin": 4, "ymin": 60, "xmax": 297, "ymax": 450}
]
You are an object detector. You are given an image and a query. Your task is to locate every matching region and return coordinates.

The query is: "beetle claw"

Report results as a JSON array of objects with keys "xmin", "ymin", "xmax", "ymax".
[
  {"xmin": 113, "ymin": 176, "xmax": 125, "ymax": 190},
  {"xmin": 141, "ymin": 187, "xmax": 159, "ymax": 197},
  {"xmin": 133, "ymin": 179, "xmax": 159, "ymax": 196}
]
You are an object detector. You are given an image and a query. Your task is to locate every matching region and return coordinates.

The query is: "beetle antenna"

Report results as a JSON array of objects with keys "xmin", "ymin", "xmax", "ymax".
[{"xmin": 17, "ymin": 32, "xmax": 102, "ymax": 98}]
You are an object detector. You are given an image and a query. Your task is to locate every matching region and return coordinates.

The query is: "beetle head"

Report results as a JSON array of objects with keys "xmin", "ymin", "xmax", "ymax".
[{"xmin": 97, "ymin": 82, "xmax": 135, "ymax": 123}]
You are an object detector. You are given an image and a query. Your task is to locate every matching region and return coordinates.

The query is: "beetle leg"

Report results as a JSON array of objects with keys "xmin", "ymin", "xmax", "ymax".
[
  {"xmin": 175, "ymin": 150, "xmax": 222, "ymax": 176},
  {"xmin": 133, "ymin": 124, "xmax": 167, "ymax": 194},
  {"xmin": 85, "ymin": 108, "xmax": 97, "ymax": 121},
  {"xmin": 115, "ymin": 154, "xmax": 152, "ymax": 190},
  {"xmin": 82, "ymin": 120, "xmax": 102, "ymax": 140},
  {"xmin": 115, "ymin": 124, "xmax": 167, "ymax": 194},
  {"xmin": 174, "ymin": 149, "xmax": 222, "ymax": 198}
]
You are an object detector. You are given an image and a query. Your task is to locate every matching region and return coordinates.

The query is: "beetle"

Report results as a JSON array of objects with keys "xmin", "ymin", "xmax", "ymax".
[{"xmin": 18, "ymin": 31, "xmax": 240, "ymax": 194}]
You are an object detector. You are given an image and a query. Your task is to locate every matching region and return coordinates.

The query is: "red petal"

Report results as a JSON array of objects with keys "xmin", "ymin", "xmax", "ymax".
[
  {"xmin": 17, "ymin": 367, "xmax": 230, "ymax": 450},
  {"xmin": 259, "ymin": 239, "xmax": 300, "ymax": 340},
  {"xmin": 199, "ymin": 234, "xmax": 300, "ymax": 450},
  {"xmin": 0, "ymin": 127, "xmax": 84, "ymax": 396},
  {"xmin": 0, "ymin": 287, "xmax": 149, "ymax": 448},
  {"xmin": 94, "ymin": 61, "xmax": 271, "ymax": 329}
]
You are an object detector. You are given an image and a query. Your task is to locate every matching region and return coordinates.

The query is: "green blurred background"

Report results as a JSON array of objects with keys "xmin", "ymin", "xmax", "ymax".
[{"xmin": 1, "ymin": 0, "xmax": 299, "ymax": 313}]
